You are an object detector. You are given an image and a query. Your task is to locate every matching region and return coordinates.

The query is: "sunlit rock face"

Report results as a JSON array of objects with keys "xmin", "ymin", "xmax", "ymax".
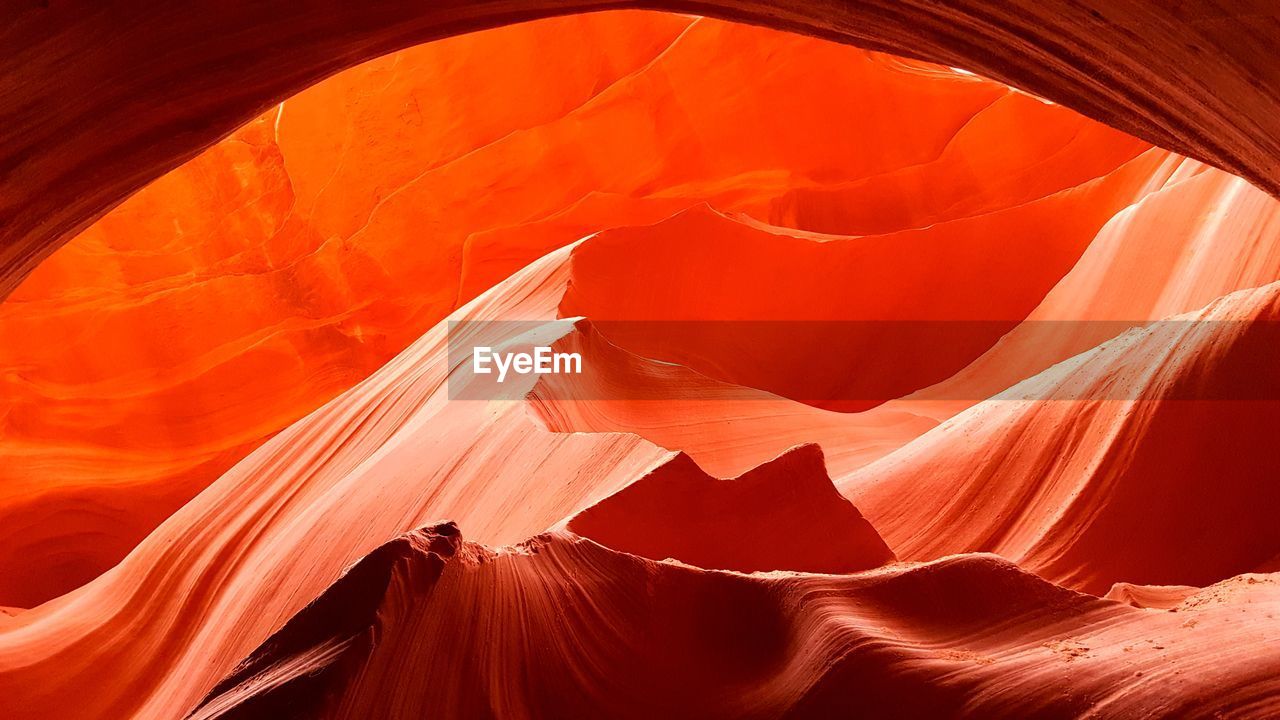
[
  {"xmin": 4, "ymin": 9, "xmax": 1280, "ymax": 720},
  {"xmin": 0, "ymin": 12, "xmax": 1150, "ymax": 607}
]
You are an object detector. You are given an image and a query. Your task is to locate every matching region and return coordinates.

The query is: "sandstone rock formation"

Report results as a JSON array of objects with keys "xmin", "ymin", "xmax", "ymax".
[{"xmin": 2, "ymin": 7, "xmax": 1279, "ymax": 720}]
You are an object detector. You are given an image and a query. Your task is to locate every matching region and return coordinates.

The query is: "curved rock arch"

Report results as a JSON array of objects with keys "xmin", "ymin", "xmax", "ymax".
[{"xmin": 1, "ymin": 0, "xmax": 1277, "ymax": 299}]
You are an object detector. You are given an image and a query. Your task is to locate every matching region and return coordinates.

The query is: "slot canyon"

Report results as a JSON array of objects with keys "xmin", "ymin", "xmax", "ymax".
[{"xmin": 2, "ymin": 4, "xmax": 1280, "ymax": 719}]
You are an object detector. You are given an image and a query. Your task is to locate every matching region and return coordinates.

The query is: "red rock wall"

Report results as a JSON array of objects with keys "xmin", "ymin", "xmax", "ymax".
[
  {"xmin": 0, "ymin": 13, "xmax": 1148, "ymax": 605},
  {"xmin": 2, "ymin": 6, "xmax": 1280, "ymax": 720},
  {"xmin": 3, "ymin": 1, "xmax": 1279, "ymax": 301}
]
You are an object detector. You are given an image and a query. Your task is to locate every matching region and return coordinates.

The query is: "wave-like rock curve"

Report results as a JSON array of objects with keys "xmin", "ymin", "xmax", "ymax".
[{"xmin": 192, "ymin": 522, "xmax": 1280, "ymax": 719}]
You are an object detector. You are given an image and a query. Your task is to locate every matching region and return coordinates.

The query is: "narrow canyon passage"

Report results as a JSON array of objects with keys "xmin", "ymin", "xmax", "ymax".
[{"xmin": 2, "ymin": 7, "xmax": 1280, "ymax": 720}]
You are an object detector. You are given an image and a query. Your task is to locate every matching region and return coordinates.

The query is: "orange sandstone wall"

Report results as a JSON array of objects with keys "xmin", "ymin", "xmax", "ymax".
[{"xmin": 0, "ymin": 13, "xmax": 1148, "ymax": 606}]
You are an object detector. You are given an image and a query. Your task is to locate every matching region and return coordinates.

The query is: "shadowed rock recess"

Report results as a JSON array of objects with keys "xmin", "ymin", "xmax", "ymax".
[{"xmin": 2, "ymin": 6, "xmax": 1280, "ymax": 720}]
